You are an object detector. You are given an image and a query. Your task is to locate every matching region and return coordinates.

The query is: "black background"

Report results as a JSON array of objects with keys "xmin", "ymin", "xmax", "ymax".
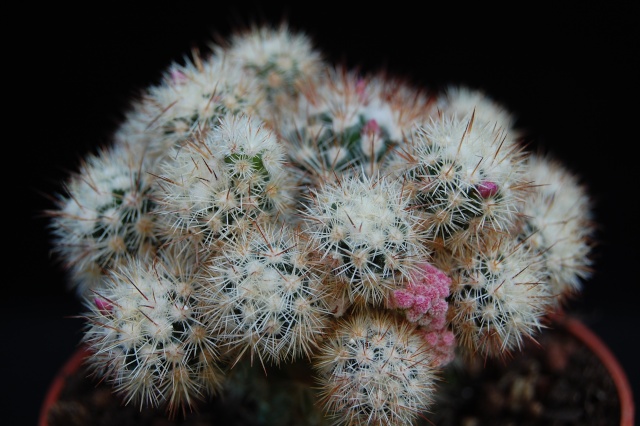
[{"xmin": 8, "ymin": 2, "xmax": 638, "ymax": 424}]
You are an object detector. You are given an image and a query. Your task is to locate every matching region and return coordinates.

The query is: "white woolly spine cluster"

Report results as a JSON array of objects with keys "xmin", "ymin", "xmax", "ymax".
[
  {"xmin": 81, "ymin": 248, "xmax": 222, "ymax": 417},
  {"xmin": 516, "ymin": 152, "xmax": 596, "ymax": 306},
  {"xmin": 152, "ymin": 112, "xmax": 295, "ymax": 248},
  {"xmin": 436, "ymin": 236, "xmax": 552, "ymax": 358},
  {"xmin": 48, "ymin": 143, "xmax": 159, "ymax": 296},
  {"xmin": 215, "ymin": 22, "xmax": 325, "ymax": 116},
  {"xmin": 204, "ymin": 223, "xmax": 331, "ymax": 366},
  {"xmin": 386, "ymin": 112, "xmax": 529, "ymax": 253},
  {"xmin": 114, "ymin": 54, "xmax": 265, "ymax": 169},
  {"xmin": 435, "ymin": 85, "xmax": 521, "ymax": 141},
  {"xmin": 314, "ymin": 310, "xmax": 438, "ymax": 426},
  {"xmin": 301, "ymin": 172, "xmax": 429, "ymax": 307},
  {"xmin": 278, "ymin": 65, "xmax": 434, "ymax": 186}
]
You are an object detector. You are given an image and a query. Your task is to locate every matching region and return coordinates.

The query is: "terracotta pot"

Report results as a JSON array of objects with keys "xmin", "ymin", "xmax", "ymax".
[
  {"xmin": 39, "ymin": 317, "xmax": 635, "ymax": 426},
  {"xmin": 553, "ymin": 314, "xmax": 635, "ymax": 426},
  {"xmin": 39, "ymin": 346, "xmax": 91, "ymax": 426}
]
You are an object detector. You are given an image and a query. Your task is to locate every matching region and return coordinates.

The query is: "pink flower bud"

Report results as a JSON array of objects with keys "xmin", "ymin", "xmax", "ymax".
[
  {"xmin": 421, "ymin": 329, "xmax": 456, "ymax": 367},
  {"xmin": 413, "ymin": 294, "xmax": 432, "ymax": 314},
  {"xmin": 429, "ymin": 316, "xmax": 447, "ymax": 330},
  {"xmin": 442, "ymin": 330, "xmax": 456, "ymax": 346},
  {"xmin": 477, "ymin": 181, "xmax": 499, "ymax": 198},
  {"xmin": 393, "ymin": 290, "xmax": 415, "ymax": 309},
  {"xmin": 405, "ymin": 308, "xmax": 422, "ymax": 323},
  {"xmin": 431, "ymin": 299, "xmax": 448, "ymax": 315},
  {"xmin": 422, "ymin": 263, "xmax": 452, "ymax": 288},
  {"xmin": 94, "ymin": 297, "xmax": 113, "ymax": 315},
  {"xmin": 423, "ymin": 331, "xmax": 440, "ymax": 346},
  {"xmin": 362, "ymin": 119, "xmax": 380, "ymax": 137}
]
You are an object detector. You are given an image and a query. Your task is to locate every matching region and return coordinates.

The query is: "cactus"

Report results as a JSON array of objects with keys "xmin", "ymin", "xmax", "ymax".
[
  {"xmin": 152, "ymin": 112, "xmax": 296, "ymax": 250},
  {"xmin": 314, "ymin": 310, "xmax": 439, "ymax": 426},
  {"xmin": 203, "ymin": 222, "xmax": 332, "ymax": 367},
  {"xmin": 113, "ymin": 52, "xmax": 265, "ymax": 171},
  {"xmin": 277, "ymin": 65, "xmax": 435, "ymax": 188},
  {"xmin": 385, "ymin": 110, "xmax": 530, "ymax": 254},
  {"xmin": 432, "ymin": 235, "xmax": 552, "ymax": 358},
  {"xmin": 515, "ymin": 151, "xmax": 596, "ymax": 308},
  {"xmin": 300, "ymin": 171, "xmax": 429, "ymax": 307},
  {"xmin": 47, "ymin": 21, "xmax": 598, "ymax": 425},
  {"xmin": 48, "ymin": 142, "xmax": 160, "ymax": 296},
  {"xmin": 212, "ymin": 22, "xmax": 326, "ymax": 119},
  {"xmin": 81, "ymin": 244, "xmax": 224, "ymax": 417}
]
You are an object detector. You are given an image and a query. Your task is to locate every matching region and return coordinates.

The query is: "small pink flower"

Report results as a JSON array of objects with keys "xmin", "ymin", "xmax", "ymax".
[
  {"xmin": 392, "ymin": 262, "xmax": 452, "ymax": 327},
  {"xmin": 441, "ymin": 331, "xmax": 456, "ymax": 346},
  {"xmin": 477, "ymin": 181, "xmax": 499, "ymax": 198},
  {"xmin": 423, "ymin": 263, "xmax": 451, "ymax": 288},
  {"xmin": 429, "ymin": 316, "xmax": 447, "ymax": 330},
  {"xmin": 423, "ymin": 331, "xmax": 440, "ymax": 346},
  {"xmin": 417, "ymin": 306, "xmax": 447, "ymax": 330}
]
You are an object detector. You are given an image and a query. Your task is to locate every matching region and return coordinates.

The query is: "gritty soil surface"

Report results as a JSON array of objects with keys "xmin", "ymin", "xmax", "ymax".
[
  {"xmin": 44, "ymin": 322, "xmax": 622, "ymax": 426},
  {"xmin": 418, "ymin": 322, "xmax": 622, "ymax": 426}
]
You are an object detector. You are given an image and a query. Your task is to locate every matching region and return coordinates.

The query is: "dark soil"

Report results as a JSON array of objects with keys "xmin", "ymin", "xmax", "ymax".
[
  {"xmin": 45, "ymin": 356, "xmax": 327, "ymax": 426},
  {"xmin": 418, "ymin": 322, "xmax": 622, "ymax": 426},
  {"xmin": 44, "ymin": 322, "xmax": 623, "ymax": 426}
]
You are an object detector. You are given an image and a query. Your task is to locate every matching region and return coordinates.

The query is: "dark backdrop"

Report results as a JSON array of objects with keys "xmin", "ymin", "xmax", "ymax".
[{"xmin": 9, "ymin": 2, "xmax": 637, "ymax": 424}]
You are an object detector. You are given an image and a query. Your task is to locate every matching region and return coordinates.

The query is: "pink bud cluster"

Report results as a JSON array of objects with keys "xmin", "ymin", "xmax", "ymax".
[
  {"xmin": 392, "ymin": 262, "xmax": 456, "ymax": 366},
  {"xmin": 421, "ymin": 328, "xmax": 456, "ymax": 367},
  {"xmin": 392, "ymin": 263, "xmax": 451, "ymax": 328}
]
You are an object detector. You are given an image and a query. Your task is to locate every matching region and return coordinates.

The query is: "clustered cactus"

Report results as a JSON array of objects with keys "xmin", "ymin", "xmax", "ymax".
[{"xmin": 48, "ymin": 22, "xmax": 596, "ymax": 426}]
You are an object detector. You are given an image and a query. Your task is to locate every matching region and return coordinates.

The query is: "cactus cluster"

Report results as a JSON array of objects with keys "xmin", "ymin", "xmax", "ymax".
[{"xmin": 48, "ymin": 22, "xmax": 596, "ymax": 426}]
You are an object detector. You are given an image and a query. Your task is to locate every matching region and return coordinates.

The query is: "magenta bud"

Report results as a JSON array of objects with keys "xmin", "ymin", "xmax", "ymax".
[
  {"xmin": 362, "ymin": 119, "xmax": 380, "ymax": 136},
  {"xmin": 95, "ymin": 297, "xmax": 113, "ymax": 314},
  {"xmin": 477, "ymin": 181, "xmax": 499, "ymax": 198}
]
